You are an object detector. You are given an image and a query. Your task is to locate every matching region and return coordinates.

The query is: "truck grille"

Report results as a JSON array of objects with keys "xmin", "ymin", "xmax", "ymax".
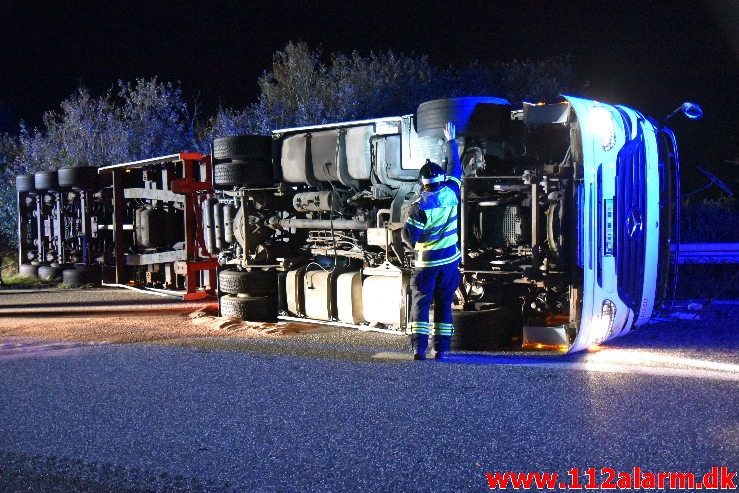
[{"xmin": 615, "ymin": 128, "xmax": 647, "ymax": 313}]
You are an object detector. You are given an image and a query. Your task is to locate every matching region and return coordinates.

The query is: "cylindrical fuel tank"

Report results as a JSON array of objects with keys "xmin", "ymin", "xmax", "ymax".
[
  {"xmin": 202, "ymin": 198, "xmax": 219, "ymax": 254},
  {"xmin": 303, "ymin": 270, "xmax": 331, "ymax": 321},
  {"xmin": 292, "ymin": 191, "xmax": 333, "ymax": 212},
  {"xmin": 213, "ymin": 202, "xmax": 224, "ymax": 250},
  {"xmin": 223, "ymin": 204, "xmax": 235, "ymax": 244},
  {"xmin": 336, "ymin": 272, "xmax": 364, "ymax": 324}
]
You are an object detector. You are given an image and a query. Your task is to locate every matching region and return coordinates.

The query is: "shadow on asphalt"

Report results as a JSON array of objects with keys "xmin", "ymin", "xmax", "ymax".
[{"xmin": 441, "ymin": 353, "xmax": 576, "ymax": 365}]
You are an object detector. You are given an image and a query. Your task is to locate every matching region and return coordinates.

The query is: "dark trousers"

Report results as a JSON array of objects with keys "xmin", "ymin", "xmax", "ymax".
[{"xmin": 409, "ymin": 261, "xmax": 460, "ymax": 336}]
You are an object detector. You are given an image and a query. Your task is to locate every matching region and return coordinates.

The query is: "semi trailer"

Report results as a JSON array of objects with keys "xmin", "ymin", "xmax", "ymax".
[{"xmin": 15, "ymin": 153, "xmax": 217, "ymax": 298}]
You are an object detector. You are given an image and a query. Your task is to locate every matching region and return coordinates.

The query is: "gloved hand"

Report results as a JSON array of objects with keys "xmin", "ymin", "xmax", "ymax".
[{"xmin": 443, "ymin": 122, "xmax": 456, "ymax": 142}]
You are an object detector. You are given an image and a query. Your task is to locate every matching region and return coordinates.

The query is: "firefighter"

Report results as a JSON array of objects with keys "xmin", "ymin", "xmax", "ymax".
[{"xmin": 403, "ymin": 122, "xmax": 462, "ymax": 360}]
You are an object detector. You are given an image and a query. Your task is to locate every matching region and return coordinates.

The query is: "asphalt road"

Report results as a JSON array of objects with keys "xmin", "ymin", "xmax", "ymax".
[{"xmin": 0, "ymin": 292, "xmax": 737, "ymax": 492}]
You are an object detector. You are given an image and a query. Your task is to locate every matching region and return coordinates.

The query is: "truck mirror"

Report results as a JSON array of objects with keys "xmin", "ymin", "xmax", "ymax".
[
  {"xmin": 663, "ymin": 101, "xmax": 704, "ymax": 123},
  {"xmin": 680, "ymin": 101, "xmax": 704, "ymax": 120}
]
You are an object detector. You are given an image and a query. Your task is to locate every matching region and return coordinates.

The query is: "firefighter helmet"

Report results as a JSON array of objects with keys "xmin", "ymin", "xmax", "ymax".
[{"xmin": 419, "ymin": 160, "xmax": 446, "ymax": 186}]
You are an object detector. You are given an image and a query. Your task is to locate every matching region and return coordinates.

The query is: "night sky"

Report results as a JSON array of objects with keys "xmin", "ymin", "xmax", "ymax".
[{"xmin": 1, "ymin": 0, "xmax": 737, "ymax": 183}]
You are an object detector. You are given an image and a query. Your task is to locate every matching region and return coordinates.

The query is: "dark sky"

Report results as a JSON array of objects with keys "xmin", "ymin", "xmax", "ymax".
[{"xmin": 1, "ymin": 0, "xmax": 737, "ymax": 181}]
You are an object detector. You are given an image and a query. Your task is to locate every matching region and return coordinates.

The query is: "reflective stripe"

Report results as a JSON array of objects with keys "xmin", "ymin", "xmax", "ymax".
[
  {"xmin": 419, "ymin": 227, "xmax": 457, "ymax": 243},
  {"xmin": 406, "ymin": 218, "xmax": 425, "ymax": 229},
  {"xmin": 417, "ymin": 235, "xmax": 458, "ymax": 252},
  {"xmin": 433, "ymin": 323, "xmax": 454, "ymax": 329},
  {"xmin": 425, "ymin": 215, "xmax": 457, "ymax": 235},
  {"xmin": 415, "ymin": 250, "xmax": 461, "ymax": 268},
  {"xmin": 416, "ymin": 241, "xmax": 459, "ymax": 261},
  {"xmin": 432, "ymin": 322, "xmax": 454, "ymax": 336},
  {"xmin": 421, "ymin": 174, "xmax": 446, "ymax": 185},
  {"xmin": 410, "ymin": 321, "xmax": 430, "ymax": 335}
]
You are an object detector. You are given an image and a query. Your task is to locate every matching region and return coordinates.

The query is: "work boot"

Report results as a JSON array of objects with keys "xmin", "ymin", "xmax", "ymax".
[
  {"xmin": 411, "ymin": 334, "xmax": 428, "ymax": 361},
  {"xmin": 434, "ymin": 335, "xmax": 452, "ymax": 360}
]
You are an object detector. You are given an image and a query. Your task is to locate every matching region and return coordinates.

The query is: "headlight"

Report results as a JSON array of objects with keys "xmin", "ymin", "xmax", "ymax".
[
  {"xmin": 589, "ymin": 299, "xmax": 617, "ymax": 345},
  {"xmin": 590, "ymin": 106, "xmax": 617, "ymax": 151}
]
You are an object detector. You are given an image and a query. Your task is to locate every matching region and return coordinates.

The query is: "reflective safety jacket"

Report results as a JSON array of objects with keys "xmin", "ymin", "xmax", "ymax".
[{"xmin": 403, "ymin": 140, "xmax": 463, "ymax": 268}]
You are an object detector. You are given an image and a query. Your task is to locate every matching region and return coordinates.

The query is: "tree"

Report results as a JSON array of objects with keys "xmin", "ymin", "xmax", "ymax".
[
  {"xmin": 241, "ymin": 41, "xmax": 572, "ymax": 133},
  {"xmin": 118, "ymin": 78, "xmax": 199, "ymax": 160},
  {"xmin": 18, "ymin": 87, "xmax": 125, "ymax": 170},
  {"xmin": 15, "ymin": 78, "xmax": 198, "ymax": 173},
  {"xmin": 0, "ymin": 134, "xmax": 22, "ymax": 284},
  {"xmin": 198, "ymin": 106, "xmax": 259, "ymax": 151},
  {"xmin": 0, "ymin": 78, "xmax": 200, "ymax": 258}
]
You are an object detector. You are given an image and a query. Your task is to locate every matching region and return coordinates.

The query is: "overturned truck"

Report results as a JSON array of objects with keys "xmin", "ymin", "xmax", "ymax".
[{"xmin": 208, "ymin": 95, "xmax": 682, "ymax": 352}]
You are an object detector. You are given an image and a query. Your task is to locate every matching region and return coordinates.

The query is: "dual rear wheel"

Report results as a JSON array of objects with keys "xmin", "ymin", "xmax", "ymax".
[
  {"xmin": 218, "ymin": 269, "xmax": 278, "ymax": 322},
  {"xmin": 212, "ymin": 136, "xmax": 274, "ymax": 189}
]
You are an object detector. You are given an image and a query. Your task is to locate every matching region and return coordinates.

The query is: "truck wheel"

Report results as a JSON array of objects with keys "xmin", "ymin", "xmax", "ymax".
[
  {"xmin": 18, "ymin": 263, "xmax": 38, "ymax": 278},
  {"xmin": 58, "ymin": 166, "xmax": 100, "ymax": 190},
  {"xmin": 34, "ymin": 171, "xmax": 58, "ymax": 191},
  {"xmin": 416, "ymin": 97, "xmax": 510, "ymax": 138},
  {"xmin": 62, "ymin": 268, "xmax": 83, "ymax": 287},
  {"xmin": 15, "ymin": 174, "xmax": 35, "ymax": 192},
  {"xmin": 213, "ymin": 160, "xmax": 273, "ymax": 188},
  {"xmin": 213, "ymin": 135, "xmax": 272, "ymax": 161},
  {"xmin": 220, "ymin": 294, "xmax": 277, "ymax": 321},
  {"xmin": 219, "ymin": 269, "xmax": 278, "ymax": 296},
  {"xmin": 37, "ymin": 265, "xmax": 62, "ymax": 281},
  {"xmin": 451, "ymin": 307, "xmax": 520, "ymax": 351}
]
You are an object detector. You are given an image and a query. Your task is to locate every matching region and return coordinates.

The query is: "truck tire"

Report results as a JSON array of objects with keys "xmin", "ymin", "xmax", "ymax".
[
  {"xmin": 213, "ymin": 160, "xmax": 273, "ymax": 188},
  {"xmin": 220, "ymin": 294, "xmax": 277, "ymax": 321},
  {"xmin": 62, "ymin": 268, "xmax": 83, "ymax": 287},
  {"xmin": 451, "ymin": 307, "xmax": 519, "ymax": 351},
  {"xmin": 15, "ymin": 174, "xmax": 35, "ymax": 192},
  {"xmin": 18, "ymin": 263, "xmax": 38, "ymax": 278},
  {"xmin": 219, "ymin": 269, "xmax": 278, "ymax": 296},
  {"xmin": 213, "ymin": 135, "xmax": 272, "ymax": 161},
  {"xmin": 37, "ymin": 265, "xmax": 62, "ymax": 281},
  {"xmin": 58, "ymin": 166, "xmax": 100, "ymax": 190},
  {"xmin": 416, "ymin": 97, "xmax": 510, "ymax": 138},
  {"xmin": 34, "ymin": 171, "xmax": 58, "ymax": 191}
]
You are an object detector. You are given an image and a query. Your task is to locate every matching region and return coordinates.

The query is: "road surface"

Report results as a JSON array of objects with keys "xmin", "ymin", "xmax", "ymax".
[{"xmin": 0, "ymin": 288, "xmax": 737, "ymax": 491}]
